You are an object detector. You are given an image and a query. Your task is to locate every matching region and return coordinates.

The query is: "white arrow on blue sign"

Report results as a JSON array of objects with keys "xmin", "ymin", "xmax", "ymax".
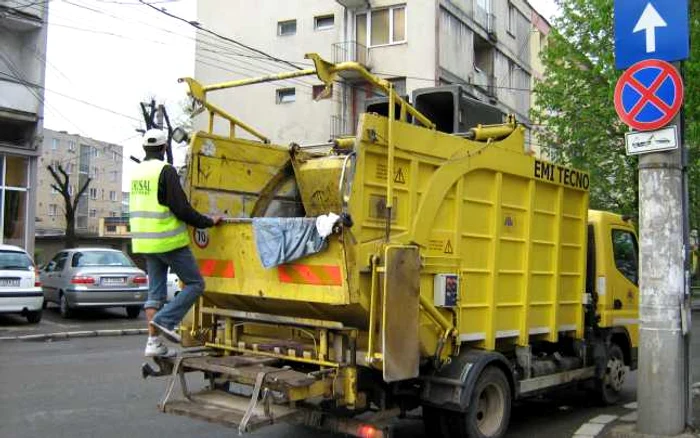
[{"xmin": 615, "ymin": 0, "xmax": 689, "ymax": 70}]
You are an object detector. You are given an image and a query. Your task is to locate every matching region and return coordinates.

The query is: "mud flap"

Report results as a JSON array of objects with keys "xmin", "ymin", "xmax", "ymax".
[{"xmin": 382, "ymin": 245, "xmax": 421, "ymax": 382}]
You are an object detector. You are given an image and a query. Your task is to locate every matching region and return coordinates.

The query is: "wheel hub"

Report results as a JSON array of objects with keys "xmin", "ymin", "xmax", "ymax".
[
  {"xmin": 476, "ymin": 383, "xmax": 505, "ymax": 436},
  {"xmin": 605, "ymin": 357, "xmax": 626, "ymax": 392}
]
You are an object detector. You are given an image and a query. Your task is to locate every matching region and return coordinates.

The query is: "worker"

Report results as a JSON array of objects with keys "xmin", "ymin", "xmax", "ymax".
[{"xmin": 130, "ymin": 129, "xmax": 222, "ymax": 357}]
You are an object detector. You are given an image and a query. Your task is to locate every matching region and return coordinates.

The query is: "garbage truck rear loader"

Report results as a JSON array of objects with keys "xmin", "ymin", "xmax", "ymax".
[{"xmin": 142, "ymin": 54, "xmax": 639, "ymax": 438}]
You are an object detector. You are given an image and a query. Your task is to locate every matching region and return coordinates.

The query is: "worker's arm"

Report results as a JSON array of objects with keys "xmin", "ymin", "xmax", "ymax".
[{"xmin": 158, "ymin": 165, "xmax": 215, "ymax": 228}]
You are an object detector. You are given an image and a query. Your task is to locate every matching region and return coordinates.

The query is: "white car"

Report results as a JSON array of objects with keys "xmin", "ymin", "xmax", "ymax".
[
  {"xmin": 167, "ymin": 269, "xmax": 181, "ymax": 302},
  {"xmin": 0, "ymin": 245, "xmax": 43, "ymax": 323}
]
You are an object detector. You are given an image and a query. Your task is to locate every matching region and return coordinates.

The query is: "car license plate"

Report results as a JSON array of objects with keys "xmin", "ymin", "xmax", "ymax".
[
  {"xmin": 101, "ymin": 277, "xmax": 126, "ymax": 286},
  {"xmin": 0, "ymin": 278, "xmax": 20, "ymax": 287}
]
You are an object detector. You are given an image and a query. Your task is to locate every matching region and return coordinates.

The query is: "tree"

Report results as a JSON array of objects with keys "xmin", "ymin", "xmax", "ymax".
[
  {"xmin": 532, "ymin": 0, "xmax": 638, "ymax": 216},
  {"xmin": 47, "ymin": 164, "xmax": 92, "ymax": 249},
  {"xmin": 534, "ymin": 0, "xmax": 700, "ymax": 226}
]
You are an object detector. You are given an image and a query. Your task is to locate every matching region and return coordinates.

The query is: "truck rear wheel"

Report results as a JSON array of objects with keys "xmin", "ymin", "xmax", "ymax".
[
  {"xmin": 448, "ymin": 367, "xmax": 511, "ymax": 438},
  {"xmin": 597, "ymin": 344, "xmax": 626, "ymax": 405}
]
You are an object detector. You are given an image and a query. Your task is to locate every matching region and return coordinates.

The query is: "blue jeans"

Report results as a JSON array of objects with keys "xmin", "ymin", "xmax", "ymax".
[{"xmin": 144, "ymin": 246, "xmax": 204, "ymax": 330}]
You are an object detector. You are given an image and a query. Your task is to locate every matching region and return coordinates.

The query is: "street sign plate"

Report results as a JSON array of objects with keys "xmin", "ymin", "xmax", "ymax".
[
  {"xmin": 615, "ymin": 0, "xmax": 689, "ymax": 69},
  {"xmin": 625, "ymin": 125, "xmax": 678, "ymax": 155},
  {"xmin": 614, "ymin": 59, "xmax": 683, "ymax": 131}
]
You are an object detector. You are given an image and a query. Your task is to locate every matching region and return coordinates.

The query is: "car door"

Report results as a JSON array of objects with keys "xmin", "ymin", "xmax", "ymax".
[{"xmin": 42, "ymin": 252, "xmax": 68, "ymax": 302}]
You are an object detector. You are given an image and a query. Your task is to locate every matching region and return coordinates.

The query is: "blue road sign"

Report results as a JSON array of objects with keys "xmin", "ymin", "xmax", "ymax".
[{"xmin": 615, "ymin": 0, "xmax": 689, "ymax": 69}]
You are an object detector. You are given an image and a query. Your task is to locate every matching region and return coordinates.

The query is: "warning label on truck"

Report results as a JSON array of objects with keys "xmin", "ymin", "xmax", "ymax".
[
  {"xmin": 534, "ymin": 159, "xmax": 590, "ymax": 191},
  {"xmin": 375, "ymin": 163, "xmax": 407, "ymax": 184}
]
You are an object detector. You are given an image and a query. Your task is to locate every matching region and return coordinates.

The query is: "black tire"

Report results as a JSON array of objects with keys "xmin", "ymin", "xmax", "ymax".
[
  {"xmin": 423, "ymin": 406, "xmax": 451, "ymax": 438},
  {"xmin": 597, "ymin": 344, "xmax": 626, "ymax": 405},
  {"xmin": 447, "ymin": 367, "xmax": 512, "ymax": 438},
  {"xmin": 126, "ymin": 306, "xmax": 141, "ymax": 319},
  {"xmin": 26, "ymin": 310, "xmax": 42, "ymax": 324},
  {"xmin": 59, "ymin": 293, "xmax": 73, "ymax": 319}
]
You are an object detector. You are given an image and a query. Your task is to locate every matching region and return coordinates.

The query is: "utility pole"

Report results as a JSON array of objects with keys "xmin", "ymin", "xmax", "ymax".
[{"xmin": 636, "ymin": 91, "xmax": 688, "ymax": 435}]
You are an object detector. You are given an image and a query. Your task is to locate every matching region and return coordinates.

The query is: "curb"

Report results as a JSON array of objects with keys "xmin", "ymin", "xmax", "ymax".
[{"xmin": 0, "ymin": 328, "xmax": 148, "ymax": 342}]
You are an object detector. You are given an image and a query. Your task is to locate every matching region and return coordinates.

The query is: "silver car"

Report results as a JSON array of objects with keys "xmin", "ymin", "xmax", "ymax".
[{"xmin": 41, "ymin": 248, "xmax": 148, "ymax": 319}]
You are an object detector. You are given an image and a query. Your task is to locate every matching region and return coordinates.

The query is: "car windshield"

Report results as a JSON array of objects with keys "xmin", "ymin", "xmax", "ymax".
[
  {"xmin": 0, "ymin": 250, "xmax": 33, "ymax": 270},
  {"xmin": 72, "ymin": 251, "xmax": 134, "ymax": 268}
]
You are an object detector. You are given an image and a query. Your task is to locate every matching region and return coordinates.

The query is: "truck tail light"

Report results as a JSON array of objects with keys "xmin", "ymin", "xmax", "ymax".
[
  {"xmin": 133, "ymin": 276, "xmax": 148, "ymax": 285},
  {"xmin": 71, "ymin": 276, "xmax": 96, "ymax": 285}
]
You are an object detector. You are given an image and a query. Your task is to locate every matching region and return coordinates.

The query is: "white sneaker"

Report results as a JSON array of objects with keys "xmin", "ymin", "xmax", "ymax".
[
  {"xmin": 144, "ymin": 337, "xmax": 169, "ymax": 357},
  {"xmin": 150, "ymin": 321, "xmax": 182, "ymax": 344}
]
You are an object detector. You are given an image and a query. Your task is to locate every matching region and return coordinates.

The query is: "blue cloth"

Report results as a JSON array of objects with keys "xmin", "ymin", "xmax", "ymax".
[
  {"xmin": 252, "ymin": 217, "xmax": 327, "ymax": 268},
  {"xmin": 144, "ymin": 246, "xmax": 204, "ymax": 330}
]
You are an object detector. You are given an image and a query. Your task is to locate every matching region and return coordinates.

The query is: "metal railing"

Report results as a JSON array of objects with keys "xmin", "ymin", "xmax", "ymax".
[
  {"xmin": 331, "ymin": 41, "xmax": 369, "ymax": 67},
  {"xmin": 330, "ymin": 115, "xmax": 354, "ymax": 139}
]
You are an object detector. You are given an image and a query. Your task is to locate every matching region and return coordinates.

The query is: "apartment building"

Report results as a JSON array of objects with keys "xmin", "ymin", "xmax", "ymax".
[
  {"xmin": 37, "ymin": 129, "xmax": 123, "ymax": 236},
  {"xmin": 0, "ymin": 0, "xmax": 49, "ymax": 253},
  {"xmin": 529, "ymin": 7, "xmax": 551, "ymax": 158},
  {"xmin": 195, "ymin": 0, "xmax": 535, "ymax": 145}
]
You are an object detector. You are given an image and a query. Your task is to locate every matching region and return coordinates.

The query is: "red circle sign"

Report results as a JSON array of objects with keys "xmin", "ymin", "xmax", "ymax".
[{"xmin": 614, "ymin": 59, "xmax": 684, "ymax": 132}]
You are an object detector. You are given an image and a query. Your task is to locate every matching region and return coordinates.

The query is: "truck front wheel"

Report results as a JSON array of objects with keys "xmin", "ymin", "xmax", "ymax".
[
  {"xmin": 597, "ymin": 344, "xmax": 627, "ymax": 405},
  {"xmin": 448, "ymin": 366, "xmax": 512, "ymax": 438}
]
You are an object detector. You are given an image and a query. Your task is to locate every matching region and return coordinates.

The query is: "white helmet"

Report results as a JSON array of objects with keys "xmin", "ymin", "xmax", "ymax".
[{"xmin": 142, "ymin": 129, "xmax": 167, "ymax": 148}]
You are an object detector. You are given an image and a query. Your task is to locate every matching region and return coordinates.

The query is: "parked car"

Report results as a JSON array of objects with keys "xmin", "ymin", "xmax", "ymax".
[
  {"xmin": 41, "ymin": 248, "xmax": 148, "ymax": 319},
  {"xmin": 167, "ymin": 269, "xmax": 180, "ymax": 302},
  {"xmin": 0, "ymin": 245, "xmax": 43, "ymax": 323}
]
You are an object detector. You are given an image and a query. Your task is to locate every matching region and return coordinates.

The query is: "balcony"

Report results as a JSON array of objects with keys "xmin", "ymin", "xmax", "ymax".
[
  {"xmin": 474, "ymin": 7, "xmax": 497, "ymax": 42},
  {"xmin": 0, "ymin": 80, "xmax": 40, "ymax": 119},
  {"xmin": 334, "ymin": 0, "xmax": 369, "ymax": 9},
  {"xmin": 0, "ymin": 0, "xmax": 46, "ymax": 30},
  {"xmin": 330, "ymin": 115, "xmax": 353, "ymax": 139},
  {"xmin": 332, "ymin": 41, "xmax": 370, "ymax": 68},
  {"xmin": 472, "ymin": 70, "xmax": 498, "ymax": 101}
]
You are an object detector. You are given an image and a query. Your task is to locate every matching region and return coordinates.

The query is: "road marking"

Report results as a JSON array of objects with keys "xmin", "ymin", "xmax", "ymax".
[
  {"xmin": 574, "ymin": 423, "xmax": 606, "ymax": 436},
  {"xmin": 624, "ymin": 402, "xmax": 638, "ymax": 409},
  {"xmin": 588, "ymin": 414, "xmax": 619, "ymax": 424},
  {"xmin": 620, "ymin": 411, "xmax": 638, "ymax": 422}
]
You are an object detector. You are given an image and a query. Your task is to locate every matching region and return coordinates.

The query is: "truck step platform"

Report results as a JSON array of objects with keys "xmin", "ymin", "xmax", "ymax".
[{"xmin": 164, "ymin": 390, "xmax": 299, "ymax": 431}]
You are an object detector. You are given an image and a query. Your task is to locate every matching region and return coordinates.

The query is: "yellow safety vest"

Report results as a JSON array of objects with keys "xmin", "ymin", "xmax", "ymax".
[{"xmin": 129, "ymin": 160, "xmax": 190, "ymax": 254}]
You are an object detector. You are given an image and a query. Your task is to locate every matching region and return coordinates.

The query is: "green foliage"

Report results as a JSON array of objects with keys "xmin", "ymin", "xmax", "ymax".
[
  {"xmin": 532, "ymin": 0, "xmax": 653, "ymax": 217},
  {"xmin": 686, "ymin": 1, "xmax": 700, "ymax": 231}
]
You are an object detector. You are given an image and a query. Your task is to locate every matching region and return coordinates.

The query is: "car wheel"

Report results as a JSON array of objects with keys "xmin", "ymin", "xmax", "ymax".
[
  {"xmin": 59, "ymin": 293, "xmax": 73, "ymax": 319},
  {"xmin": 26, "ymin": 310, "xmax": 42, "ymax": 324},
  {"xmin": 126, "ymin": 306, "xmax": 141, "ymax": 319}
]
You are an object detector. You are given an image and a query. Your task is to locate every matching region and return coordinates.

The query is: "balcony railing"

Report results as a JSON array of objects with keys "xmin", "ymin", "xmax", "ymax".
[
  {"xmin": 330, "ymin": 115, "xmax": 354, "ymax": 139},
  {"xmin": 332, "ymin": 41, "xmax": 370, "ymax": 67},
  {"xmin": 474, "ymin": 7, "xmax": 497, "ymax": 41}
]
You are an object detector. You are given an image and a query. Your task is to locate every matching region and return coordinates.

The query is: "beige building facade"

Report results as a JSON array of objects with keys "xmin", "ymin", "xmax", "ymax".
[
  {"xmin": 37, "ymin": 129, "xmax": 123, "ymax": 236},
  {"xmin": 195, "ymin": 0, "xmax": 536, "ymax": 146}
]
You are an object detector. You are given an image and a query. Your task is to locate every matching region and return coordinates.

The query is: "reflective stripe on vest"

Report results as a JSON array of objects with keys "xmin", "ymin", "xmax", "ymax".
[{"xmin": 129, "ymin": 160, "xmax": 190, "ymax": 254}]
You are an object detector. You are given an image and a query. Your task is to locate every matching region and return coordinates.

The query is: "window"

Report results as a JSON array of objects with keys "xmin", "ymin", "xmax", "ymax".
[
  {"xmin": 612, "ymin": 229, "xmax": 639, "ymax": 285},
  {"xmin": 276, "ymin": 88, "xmax": 296, "ymax": 104},
  {"xmin": 68, "ymin": 185, "xmax": 74, "ymax": 196},
  {"xmin": 112, "ymin": 151, "xmax": 118, "ymax": 162},
  {"xmin": 277, "ymin": 19, "xmax": 297, "ymax": 36},
  {"xmin": 51, "ymin": 138, "xmax": 59, "ymax": 151},
  {"xmin": 106, "ymin": 225, "xmax": 117, "ymax": 233},
  {"xmin": 91, "ymin": 146, "xmax": 99, "ymax": 158},
  {"xmin": 50, "ymin": 160, "xmax": 60, "ymax": 171},
  {"xmin": 71, "ymin": 250, "xmax": 134, "ymax": 268},
  {"xmin": 46, "ymin": 252, "xmax": 69, "ymax": 272},
  {"xmin": 65, "ymin": 163, "xmax": 73, "ymax": 174},
  {"xmin": 89, "ymin": 188, "xmax": 98, "ymax": 200},
  {"xmin": 0, "ymin": 250, "xmax": 33, "ymax": 271},
  {"xmin": 110, "ymin": 211, "xmax": 118, "ymax": 217},
  {"xmin": 356, "ymin": 6, "xmax": 406, "ymax": 47},
  {"xmin": 51, "ymin": 186, "xmax": 58, "ymax": 195},
  {"xmin": 101, "ymin": 189, "xmax": 105, "ymax": 200},
  {"xmin": 507, "ymin": 2, "xmax": 515, "ymax": 36},
  {"xmin": 48, "ymin": 204, "xmax": 58, "ymax": 216},
  {"xmin": 68, "ymin": 141, "xmax": 75, "ymax": 152},
  {"xmin": 109, "ymin": 191, "xmax": 117, "ymax": 201},
  {"xmin": 508, "ymin": 61, "xmax": 516, "ymax": 88},
  {"xmin": 89, "ymin": 209, "xmax": 97, "ymax": 218},
  {"xmin": 312, "ymin": 84, "xmax": 333, "ymax": 100},
  {"xmin": 314, "ymin": 14, "xmax": 334, "ymax": 31}
]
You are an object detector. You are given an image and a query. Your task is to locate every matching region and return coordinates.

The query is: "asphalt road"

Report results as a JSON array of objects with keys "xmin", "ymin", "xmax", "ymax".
[{"xmin": 0, "ymin": 334, "xmax": 639, "ymax": 438}]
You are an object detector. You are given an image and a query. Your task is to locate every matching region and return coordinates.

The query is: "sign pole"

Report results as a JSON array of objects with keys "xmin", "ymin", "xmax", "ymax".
[{"xmin": 636, "ymin": 61, "xmax": 688, "ymax": 435}]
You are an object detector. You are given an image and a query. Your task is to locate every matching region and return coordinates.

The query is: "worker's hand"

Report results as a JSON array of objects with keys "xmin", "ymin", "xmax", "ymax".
[{"xmin": 210, "ymin": 215, "xmax": 224, "ymax": 226}]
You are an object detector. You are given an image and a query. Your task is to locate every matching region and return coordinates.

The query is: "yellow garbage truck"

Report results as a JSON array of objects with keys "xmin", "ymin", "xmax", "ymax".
[{"xmin": 142, "ymin": 54, "xmax": 639, "ymax": 438}]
